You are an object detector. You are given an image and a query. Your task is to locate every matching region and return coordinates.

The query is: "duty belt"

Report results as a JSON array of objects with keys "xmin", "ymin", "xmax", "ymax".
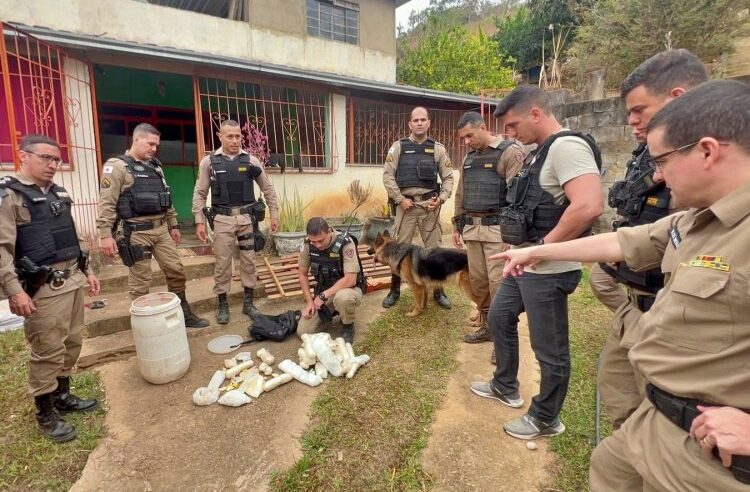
[
  {"xmin": 464, "ymin": 215, "xmax": 500, "ymax": 226},
  {"xmin": 628, "ymin": 290, "xmax": 655, "ymax": 312},
  {"xmin": 212, "ymin": 204, "xmax": 253, "ymax": 216},
  {"xmin": 124, "ymin": 218, "xmax": 165, "ymax": 232},
  {"xmin": 404, "ymin": 190, "xmax": 438, "ymax": 202},
  {"xmin": 48, "ymin": 263, "xmax": 78, "ymax": 290},
  {"xmin": 646, "ymin": 383, "xmax": 750, "ymax": 484}
]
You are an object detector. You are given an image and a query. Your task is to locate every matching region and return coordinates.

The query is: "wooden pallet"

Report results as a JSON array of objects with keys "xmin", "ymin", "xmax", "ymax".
[{"xmin": 257, "ymin": 245, "xmax": 392, "ymax": 299}]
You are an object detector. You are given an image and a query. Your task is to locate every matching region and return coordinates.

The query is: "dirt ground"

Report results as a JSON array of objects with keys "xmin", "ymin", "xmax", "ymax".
[
  {"xmin": 421, "ymin": 313, "xmax": 555, "ymax": 491},
  {"xmin": 72, "ymin": 293, "xmax": 552, "ymax": 491}
]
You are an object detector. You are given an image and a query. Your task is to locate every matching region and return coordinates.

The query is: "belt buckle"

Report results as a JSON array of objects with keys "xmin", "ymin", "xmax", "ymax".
[{"xmin": 49, "ymin": 271, "xmax": 67, "ymax": 290}]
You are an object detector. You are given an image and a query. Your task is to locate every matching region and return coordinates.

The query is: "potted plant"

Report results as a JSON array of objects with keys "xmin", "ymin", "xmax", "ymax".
[
  {"xmin": 363, "ymin": 200, "xmax": 395, "ymax": 244},
  {"xmin": 272, "ymin": 185, "xmax": 310, "ymax": 256},
  {"xmin": 326, "ymin": 180, "xmax": 372, "ymax": 241}
]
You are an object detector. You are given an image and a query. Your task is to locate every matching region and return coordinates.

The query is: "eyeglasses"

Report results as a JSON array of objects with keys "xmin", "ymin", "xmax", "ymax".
[
  {"xmin": 22, "ymin": 150, "xmax": 63, "ymax": 166},
  {"xmin": 647, "ymin": 141, "xmax": 699, "ymax": 172}
]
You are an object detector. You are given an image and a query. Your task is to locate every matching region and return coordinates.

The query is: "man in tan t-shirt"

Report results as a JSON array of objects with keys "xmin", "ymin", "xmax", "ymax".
[
  {"xmin": 494, "ymin": 80, "xmax": 750, "ymax": 491},
  {"xmin": 452, "ymin": 111, "xmax": 526, "ymax": 345},
  {"xmin": 297, "ymin": 217, "xmax": 365, "ymax": 343}
]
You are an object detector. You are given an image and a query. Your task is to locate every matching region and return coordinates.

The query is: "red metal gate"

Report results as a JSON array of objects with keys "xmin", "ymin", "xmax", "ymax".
[{"xmin": 0, "ymin": 23, "xmax": 101, "ymax": 246}]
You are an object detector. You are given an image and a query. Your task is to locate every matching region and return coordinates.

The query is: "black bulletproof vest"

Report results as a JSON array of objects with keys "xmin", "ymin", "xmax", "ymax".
[
  {"xmin": 115, "ymin": 155, "xmax": 172, "ymax": 219},
  {"xmin": 604, "ymin": 145, "xmax": 668, "ymax": 295},
  {"xmin": 209, "ymin": 153, "xmax": 260, "ymax": 207},
  {"xmin": 4, "ymin": 178, "xmax": 80, "ymax": 266},
  {"xmin": 309, "ymin": 232, "xmax": 367, "ymax": 294},
  {"xmin": 395, "ymin": 138, "xmax": 439, "ymax": 190},
  {"xmin": 462, "ymin": 141, "xmax": 514, "ymax": 213},
  {"xmin": 505, "ymin": 131, "xmax": 602, "ymax": 241}
]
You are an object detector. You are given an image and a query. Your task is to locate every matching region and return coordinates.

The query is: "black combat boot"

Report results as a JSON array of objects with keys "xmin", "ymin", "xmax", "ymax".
[
  {"xmin": 463, "ymin": 311, "xmax": 491, "ymax": 343},
  {"xmin": 216, "ymin": 293, "xmax": 230, "ymax": 325},
  {"xmin": 433, "ymin": 287, "xmax": 452, "ymax": 309},
  {"xmin": 341, "ymin": 323, "xmax": 355, "ymax": 344},
  {"xmin": 53, "ymin": 376, "xmax": 98, "ymax": 413},
  {"xmin": 242, "ymin": 287, "xmax": 259, "ymax": 318},
  {"xmin": 382, "ymin": 275, "xmax": 401, "ymax": 308},
  {"xmin": 35, "ymin": 393, "xmax": 77, "ymax": 443},
  {"xmin": 175, "ymin": 291, "xmax": 210, "ymax": 328}
]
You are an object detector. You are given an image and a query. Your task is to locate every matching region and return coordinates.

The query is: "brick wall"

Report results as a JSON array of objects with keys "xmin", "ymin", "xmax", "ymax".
[{"xmin": 553, "ymin": 96, "xmax": 636, "ymax": 232}]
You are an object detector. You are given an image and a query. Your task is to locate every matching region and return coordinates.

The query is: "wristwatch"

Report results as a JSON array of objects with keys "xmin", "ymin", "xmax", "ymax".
[{"xmin": 318, "ymin": 292, "xmax": 328, "ymax": 302}]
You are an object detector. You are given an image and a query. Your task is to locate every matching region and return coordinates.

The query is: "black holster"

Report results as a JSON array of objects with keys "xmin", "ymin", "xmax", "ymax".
[
  {"xmin": 116, "ymin": 221, "xmax": 152, "ymax": 267},
  {"xmin": 78, "ymin": 251, "xmax": 89, "ymax": 274},
  {"xmin": 452, "ymin": 215, "xmax": 466, "ymax": 234},
  {"xmin": 15, "ymin": 256, "xmax": 52, "ymax": 298},
  {"xmin": 202, "ymin": 206, "xmax": 216, "ymax": 231}
]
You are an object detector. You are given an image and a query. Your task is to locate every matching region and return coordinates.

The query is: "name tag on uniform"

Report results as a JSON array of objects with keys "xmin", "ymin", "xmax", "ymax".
[
  {"xmin": 215, "ymin": 169, "xmax": 227, "ymax": 173},
  {"xmin": 330, "ymin": 253, "xmax": 340, "ymax": 258},
  {"xmin": 484, "ymin": 163, "xmax": 493, "ymax": 168},
  {"xmin": 404, "ymin": 150, "xmax": 416, "ymax": 154},
  {"xmin": 425, "ymin": 148, "xmax": 434, "ymax": 154},
  {"xmin": 646, "ymin": 197, "xmax": 660, "ymax": 206},
  {"xmin": 135, "ymin": 174, "xmax": 149, "ymax": 178},
  {"xmin": 57, "ymin": 192, "xmax": 69, "ymax": 197},
  {"xmin": 238, "ymin": 167, "xmax": 247, "ymax": 172}
]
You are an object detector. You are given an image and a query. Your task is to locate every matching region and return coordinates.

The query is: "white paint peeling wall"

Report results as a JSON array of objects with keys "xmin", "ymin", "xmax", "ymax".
[{"xmin": 0, "ymin": 0, "xmax": 397, "ymax": 83}]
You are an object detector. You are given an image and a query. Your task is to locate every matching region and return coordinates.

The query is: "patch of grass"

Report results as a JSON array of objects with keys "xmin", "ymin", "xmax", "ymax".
[
  {"xmin": 0, "ymin": 330, "xmax": 106, "ymax": 491},
  {"xmin": 548, "ymin": 268, "xmax": 614, "ymax": 491},
  {"xmin": 272, "ymin": 288, "xmax": 470, "ymax": 491}
]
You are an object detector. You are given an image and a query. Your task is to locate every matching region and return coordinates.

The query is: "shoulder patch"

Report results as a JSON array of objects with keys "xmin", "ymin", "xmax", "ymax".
[
  {"xmin": 444, "ymin": 158, "xmax": 452, "ymax": 169},
  {"xmin": 101, "ymin": 177, "xmax": 111, "ymax": 189},
  {"xmin": 388, "ymin": 145, "xmax": 396, "ymax": 155},
  {"xmin": 102, "ymin": 165, "xmax": 114, "ymax": 174},
  {"xmin": 345, "ymin": 246, "xmax": 355, "ymax": 259},
  {"xmin": 385, "ymin": 154, "xmax": 394, "ymax": 163}
]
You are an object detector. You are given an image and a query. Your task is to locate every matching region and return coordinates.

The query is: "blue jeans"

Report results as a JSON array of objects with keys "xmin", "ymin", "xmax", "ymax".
[{"xmin": 490, "ymin": 270, "xmax": 582, "ymax": 423}]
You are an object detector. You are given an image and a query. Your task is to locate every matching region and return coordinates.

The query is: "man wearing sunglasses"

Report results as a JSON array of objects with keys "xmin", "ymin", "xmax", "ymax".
[
  {"xmin": 493, "ymin": 79, "xmax": 750, "ymax": 491},
  {"xmin": 589, "ymin": 50, "xmax": 708, "ymax": 430},
  {"xmin": 0, "ymin": 135, "xmax": 101, "ymax": 442}
]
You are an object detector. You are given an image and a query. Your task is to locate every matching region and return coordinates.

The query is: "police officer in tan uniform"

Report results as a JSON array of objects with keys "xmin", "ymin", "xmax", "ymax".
[
  {"xmin": 593, "ymin": 50, "xmax": 707, "ymax": 429},
  {"xmin": 297, "ymin": 217, "xmax": 366, "ymax": 343},
  {"xmin": 495, "ymin": 80, "xmax": 750, "ymax": 490},
  {"xmin": 97, "ymin": 123, "xmax": 208, "ymax": 327},
  {"xmin": 452, "ymin": 111, "xmax": 525, "ymax": 344},
  {"xmin": 192, "ymin": 120, "xmax": 279, "ymax": 324},
  {"xmin": 382, "ymin": 106, "xmax": 454, "ymax": 309},
  {"xmin": 0, "ymin": 135, "xmax": 100, "ymax": 442}
]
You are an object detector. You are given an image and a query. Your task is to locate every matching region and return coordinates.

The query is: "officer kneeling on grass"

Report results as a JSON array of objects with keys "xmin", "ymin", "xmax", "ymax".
[{"xmin": 296, "ymin": 217, "xmax": 367, "ymax": 343}]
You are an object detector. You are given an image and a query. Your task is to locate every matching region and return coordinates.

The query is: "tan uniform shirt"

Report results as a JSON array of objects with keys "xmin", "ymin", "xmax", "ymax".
[
  {"xmin": 96, "ymin": 155, "xmax": 179, "ymax": 239},
  {"xmin": 298, "ymin": 238, "xmax": 360, "ymax": 275},
  {"xmin": 454, "ymin": 137, "xmax": 526, "ymax": 241},
  {"xmin": 383, "ymin": 137, "xmax": 454, "ymax": 204},
  {"xmin": 620, "ymin": 181, "xmax": 750, "ymax": 409},
  {"xmin": 0, "ymin": 173, "xmax": 90, "ymax": 299},
  {"xmin": 191, "ymin": 147, "xmax": 279, "ymax": 226}
]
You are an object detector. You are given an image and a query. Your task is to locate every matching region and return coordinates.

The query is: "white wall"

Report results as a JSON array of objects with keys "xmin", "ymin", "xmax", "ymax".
[{"xmin": 0, "ymin": 0, "xmax": 397, "ymax": 83}]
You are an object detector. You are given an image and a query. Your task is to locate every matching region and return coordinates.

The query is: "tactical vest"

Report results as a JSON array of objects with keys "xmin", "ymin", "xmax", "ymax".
[
  {"xmin": 115, "ymin": 155, "xmax": 172, "ymax": 220},
  {"xmin": 462, "ymin": 141, "xmax": 514, "ymax": 213},
  {"xmin": 502, "ymin": 131, "xmax": 602, "ymax": 244},
  {"xmin": 209, "ymin": 153, "xmax": 260, "ymax": 207},
  {"xmin": 395, "ymin": 138, "xmax": 439, "ymax": 190},
  {"xmin": 1, "ymin": 178, "xmax": 80, "ymax": 266},
  {"xmin": 309, "ymin": 232, "xmax": 367, "ymax": 295},
  {"xmin": 603, "ymin": 145, "xmax": 668, "ymax": 295}
]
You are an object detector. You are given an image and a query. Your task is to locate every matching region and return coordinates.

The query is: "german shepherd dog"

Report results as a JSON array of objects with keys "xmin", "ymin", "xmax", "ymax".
[{"xmin": 368, "ymin": 230, "xmax": 477, "ymax": 317}]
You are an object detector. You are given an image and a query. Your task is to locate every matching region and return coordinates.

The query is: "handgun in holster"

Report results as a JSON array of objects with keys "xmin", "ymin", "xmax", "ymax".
[
  {"xmin": 202, "ymin": 206, "xmax": 216, "ymax": 231},
  {"xmin": 115, "ymin": 219, "xmax": 152, "ymax": 267},
  {"xmin": 249, "ymin": 200, "xmax": 267, "ymax": 252},
  {"xmin": 452, "ymin": 215, "xmax": 466, "ymax": 234},
  {"xmin": 388, "ymin": 199, "xmax": 397, "ymax": 218},
  {"xmin": 15, "ymin": 256, "xmax": 52, "ymax": 298}
]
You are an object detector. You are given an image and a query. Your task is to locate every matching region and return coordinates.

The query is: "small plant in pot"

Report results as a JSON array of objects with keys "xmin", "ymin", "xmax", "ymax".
[
  {"xmin": 272, "ymin": 185, "xmax": 310, "ymax": 256},
  {"xmin": 328, "ymin": 180, "xmax": 373, "ymax": 241},
  {"xmin": 363, "ymin": 199, "xmax": 395, "ymax": 244}
]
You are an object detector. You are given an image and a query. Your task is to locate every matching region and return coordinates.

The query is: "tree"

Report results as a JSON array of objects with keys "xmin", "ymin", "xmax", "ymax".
[
  {"xmin": 567, "ymin": 0, "xmax": 747, "ymax": 89},
  {"xmin": 397, "ymin": 20, "xmax": 516, "ymax": 94},
  {"xmin": 493, "ymin": 0, "xmax": 581, "ymax": 74}
]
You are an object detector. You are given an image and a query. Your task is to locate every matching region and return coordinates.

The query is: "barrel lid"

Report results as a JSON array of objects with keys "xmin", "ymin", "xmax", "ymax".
[
  {"xmin": 130, "ymin": 292, "xmax": 181, "ymax": 316},
  {"xmin": 207, "ymin": 335, "xmax": 244, "ymax": 354}
]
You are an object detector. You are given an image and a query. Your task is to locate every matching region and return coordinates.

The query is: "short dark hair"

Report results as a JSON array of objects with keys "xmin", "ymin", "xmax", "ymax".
[
  {"xmin": 456, "ymin": 111, "xmax": 485, "ymax": 130},
  {"xmin": 306, "ymin": 217, "xmax": 330, "ymax": 235},
  {"xmin": 410, "ymin": 106, "xmax": 430, "ymax": 120},
  {"xmin": 19, "ymin": 134, "xmax": 60, "ymax": 151},
  {"xmin": 648, "ymin": 80, "xmax": 750, "ymax": 153},
  {"xmin": 493, "ymin": 85, "xmax": 551, "ymax": 117},
  {"xmin": 220, "ymin": 119, "xmax": 240, "ymax": 129},
  {"xmin": 620, "ymin": 49, "xmax": 708, "ymax": 99},
  {"xmin": 133, "ymin": 123, "xmax": 161, "ymax": 137}
]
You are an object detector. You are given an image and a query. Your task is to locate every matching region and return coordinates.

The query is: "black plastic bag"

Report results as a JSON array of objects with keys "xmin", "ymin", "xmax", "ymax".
[{"xmin": 247, "ymin": 310, "xmax": 301, "ymax": 342}]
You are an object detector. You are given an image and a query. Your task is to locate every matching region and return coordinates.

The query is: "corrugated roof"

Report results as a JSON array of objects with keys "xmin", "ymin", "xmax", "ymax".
[{"xmin": 17, "ymin": 23, "xmax": 481, "ymax": 105}]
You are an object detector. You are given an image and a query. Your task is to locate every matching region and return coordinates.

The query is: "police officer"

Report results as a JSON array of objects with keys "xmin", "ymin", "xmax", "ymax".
[
  {"xmin": 0, "ymin": 135, "xmax": 100, "ymax": 442},
  {"xmin": 452, "ymin": 111, "xmax": 526, "ymax": 344},
  {"xmin": 97, "ymin": 123, "xmax": 208, "ymax": 327},
  {"xmin": 382, "ymin": 106, "xmax": 454, "ymax": 309},
  {"xmin": 496, "ymin": 80, "xmax": 750, "ymax": 491},
  {"xmin": 297, "ymin": 217, "xmax": 366, "ymax": 343},
  {"xmin": 593, "ymin": 49, "xmax": 708, "ymax": 429},
  {"xmin": 470, "ymin": 86, "xmax": 603, "ymax": 440},
  {"xmin": 192, "ymin": 120, "xmax": 279, "ymax": 324}
]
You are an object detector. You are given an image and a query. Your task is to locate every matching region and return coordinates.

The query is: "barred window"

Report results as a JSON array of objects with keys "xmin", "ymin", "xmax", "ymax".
[{"xmin": 307, "ymin": 0, "xmax": 359, "ymax": 45}]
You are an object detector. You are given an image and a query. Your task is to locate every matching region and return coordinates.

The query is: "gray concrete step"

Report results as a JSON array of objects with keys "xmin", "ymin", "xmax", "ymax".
[{"xmin": 96, "ymin": 255, "xmax": 216, "ymax": 295}]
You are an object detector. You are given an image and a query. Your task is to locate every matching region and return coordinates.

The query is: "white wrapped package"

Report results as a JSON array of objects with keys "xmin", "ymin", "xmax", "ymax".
[
  {"xmin": 218, "ymin": 389, "xmax": 253, "ymax": 407},
  {"xmin": 278, "ymin": 359, "xmax": 323, "ymax": 387},
  {"xmin": 310, "ymin": 335, "xmax": 343, "ymax": 377},
  {"xmin": 207, "ymin": 370, "xmax": 226, "ymax": 391},
  {"xmin": 192, "ymin": 387, "xmax": 219, "ymax": 406}
]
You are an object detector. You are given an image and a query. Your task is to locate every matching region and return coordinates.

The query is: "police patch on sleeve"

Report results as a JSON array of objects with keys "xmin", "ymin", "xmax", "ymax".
[
  {"xmin": 101, "ymin": 178, "xmax": 111, "ymax": 189},
  {"xmin": 345, "ymin": 247, "xmax": 354, "ymax": 259},
  {"xmin": 103, "ymin": 165, "xmax": 113, "ymax": 174},
  {"xmin": 385, "ymin": 154, "xmax": 394, "ymax": 163},
  {"xmin": 445, "ymin": 158, "xmax": 452, "ymax": 168}
]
